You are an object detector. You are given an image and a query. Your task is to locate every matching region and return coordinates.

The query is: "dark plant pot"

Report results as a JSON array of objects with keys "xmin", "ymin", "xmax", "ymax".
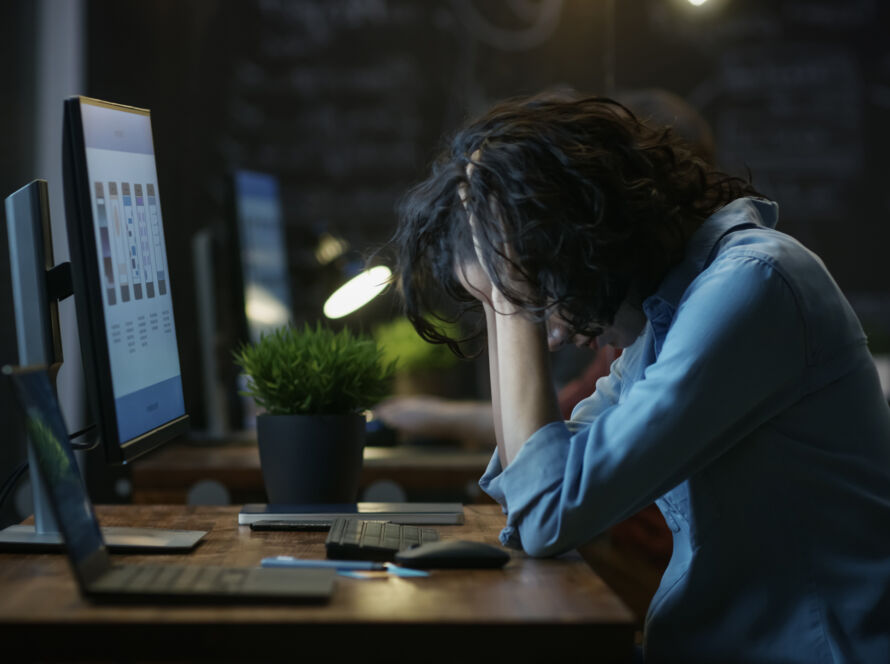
[{"xmin": 256, "ymin": 413, "xmax": 366, "ymax": 504}]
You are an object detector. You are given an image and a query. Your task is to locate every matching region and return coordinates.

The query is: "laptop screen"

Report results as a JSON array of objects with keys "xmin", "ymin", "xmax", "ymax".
[{"xmin": 5, "ymin": 367, "xmax": 106, "ymax": 568}]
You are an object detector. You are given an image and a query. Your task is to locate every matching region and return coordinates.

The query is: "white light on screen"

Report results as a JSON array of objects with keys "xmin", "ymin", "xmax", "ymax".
[
  {"xmin": 323, "ymin": 266, "xmax": 392, "ymax": 319},
  {"xmin": 688, "ymin": 0, "xmax": 709, "ymax": 5}
]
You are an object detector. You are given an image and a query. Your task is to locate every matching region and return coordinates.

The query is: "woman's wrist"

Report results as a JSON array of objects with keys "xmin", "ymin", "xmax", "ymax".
[{"xmin": 489, "ymin": 288, "xmax": 525, "ymax": 316}]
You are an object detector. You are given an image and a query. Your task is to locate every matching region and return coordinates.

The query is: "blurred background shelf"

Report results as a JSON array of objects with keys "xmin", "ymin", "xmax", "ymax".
[{"xmin": 130, "ymin": 439, "xmax": 494, "ymax": 506}]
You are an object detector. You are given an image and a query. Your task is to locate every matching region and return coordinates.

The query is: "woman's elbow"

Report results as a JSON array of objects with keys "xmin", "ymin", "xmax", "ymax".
[
  {"xmin": 514, "ymin": 494, "xmax": 607, "ymax": 558},
  {"xmin": 521, "ymin": 537, "xmax": 565, "ymax": 558},
  {"xmin": 516, "ymin": 513, "xmax": 573, "ymax": 558}
]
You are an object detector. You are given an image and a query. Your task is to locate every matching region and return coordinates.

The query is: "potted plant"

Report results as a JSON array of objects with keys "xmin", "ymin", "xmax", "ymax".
[{"xmin": 233, "ymin": 322, "xmax": 396, "ymax": 503}]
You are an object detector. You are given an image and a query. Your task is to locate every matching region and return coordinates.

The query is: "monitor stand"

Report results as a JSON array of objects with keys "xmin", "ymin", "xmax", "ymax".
[
  {"xmin": 0, "ymin": 427, "xmax": 206, "ymax": 553},
  {"xmin": 0, "ymin": 192, "xmax": 207, "ymax": 552},
  {"xmin": 0, "ymin": 525, "xmax": 206, "ymax": 552}
]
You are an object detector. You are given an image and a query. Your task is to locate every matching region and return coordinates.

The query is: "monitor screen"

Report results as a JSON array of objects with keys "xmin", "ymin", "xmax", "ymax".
[
  {"xmin": 232, "ymin": 170, "xmax": 292, "ymax": 343},
  {"xmin": 63, "ymin": 97, "xmax": 188, "ymax": 461}
]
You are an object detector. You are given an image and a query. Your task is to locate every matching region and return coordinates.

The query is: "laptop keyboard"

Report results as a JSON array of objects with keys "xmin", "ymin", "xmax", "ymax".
[
  {"xmin": 325, "ymin": 518, "xmax": 439, "ymax": 562},
  {"xmin": 96, "ymin": 564, "xmax": 252, "ymax": 593}
]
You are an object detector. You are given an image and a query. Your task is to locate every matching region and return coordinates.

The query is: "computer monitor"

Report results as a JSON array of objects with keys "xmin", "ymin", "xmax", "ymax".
[
  {"xmin": 3, "ymin": 180, "xmax": 62, "ymax": 373},
  {"xmin": 229, "ymin": 169, "xmax": 293, "ymax": 344},
  {"xmin": 194, "ymin": 170, "xmax": 293, "ymax": 434},
  {"xmin": 2, "ymin": 179, "xmax": 66, "ymax": 540},
  {"xmin": 0, "ymin": 97, "xmax": 206, "ymax": 551},
  {"xmin": 61, "ymin": 96, "xmax": 188, "ymax": 463},
  {"xmin": 1, "ymin": 173, "xmax": 204, "ymax": 551}
]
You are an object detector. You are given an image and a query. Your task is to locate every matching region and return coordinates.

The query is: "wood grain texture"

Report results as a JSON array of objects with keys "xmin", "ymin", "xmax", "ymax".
[{"xmin": 0, "ymin": 504, "xmax": 635, "ymax": 663}]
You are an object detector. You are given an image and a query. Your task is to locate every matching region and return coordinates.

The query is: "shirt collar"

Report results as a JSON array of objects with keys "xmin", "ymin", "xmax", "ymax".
[{"xmin": 642, "ymin": 197, "xmax": 779, "ymax": 323}]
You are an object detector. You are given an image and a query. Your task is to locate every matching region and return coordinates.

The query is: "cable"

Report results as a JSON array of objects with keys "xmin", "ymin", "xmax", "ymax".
[
  {"xmin": 69, "ymin": 424, "xmax": 100, "ymax": 452},
  {"xmin": 68, "ymin": 424, "xmax": 96, "ymax": 440},
  {"xmin": 70, "ymin": 438, "xmax": 99, "ymax": 452},
  {"xmin": 0, "ymin": 461, "xmax": 29, "ymax": 510},
  {"xmin": 0, "ymin": 422, "xmax": 100, "ymax": 508}
]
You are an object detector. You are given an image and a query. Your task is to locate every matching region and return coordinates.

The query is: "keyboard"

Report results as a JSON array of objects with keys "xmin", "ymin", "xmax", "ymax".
[
  {"xmin": 325, "ymin": 518, "xmax": 440, "ymax": 562},
  {"xmin": 94, "ymin": 564, "xmax": 252, "ymax": 593}
]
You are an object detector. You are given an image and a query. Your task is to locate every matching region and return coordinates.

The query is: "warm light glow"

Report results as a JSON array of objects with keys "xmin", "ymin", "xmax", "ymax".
[
  {"xmin": 688, "ymin": 0, "xmax": 709, "ymax": 5},
  {"xmin": 323, "ymin": 266, "xmax": 392, "ymax": 319},
  {"xmin": 314, "ymin": 233, "xmax": 349, "ymax": 265},
  {"xmin": 245, "ymin": 284, "xmax": 291, "ymax": 327}
]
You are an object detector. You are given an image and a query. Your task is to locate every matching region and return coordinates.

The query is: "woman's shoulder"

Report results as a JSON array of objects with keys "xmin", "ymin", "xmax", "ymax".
[{"xmin": 702, "ymin": 229, "xmax": 866, "ymax": 364}]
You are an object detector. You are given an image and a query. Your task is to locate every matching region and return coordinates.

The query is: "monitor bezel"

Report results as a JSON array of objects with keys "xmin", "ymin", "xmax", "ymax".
[
  {"xmin": 62, "ymin": 95, "xmax": 188, "ymax": 464},
  {"xmin": 224, "ymin": 170, "xmax": 252, "ymax": 351}
]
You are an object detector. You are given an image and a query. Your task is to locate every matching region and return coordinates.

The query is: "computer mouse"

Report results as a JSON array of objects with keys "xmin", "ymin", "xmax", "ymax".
[{"xmin": 393, "ymin": 539, "xmax": 510, "ymax": 569}]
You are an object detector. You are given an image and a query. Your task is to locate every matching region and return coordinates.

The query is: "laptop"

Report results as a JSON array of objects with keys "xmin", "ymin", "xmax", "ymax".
[
  {"xmin": 4, "ymin": 365, "xmax": 335, "ymax": 603},
  {"xmin": 239, "ymin": 501, "xmax": 465, "ymax": 527}
]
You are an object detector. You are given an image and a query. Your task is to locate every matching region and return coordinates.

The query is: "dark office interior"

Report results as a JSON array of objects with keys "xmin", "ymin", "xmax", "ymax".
[{"xmin": 2, "ymin": 1, "xmax": 890, "ymax": 661}]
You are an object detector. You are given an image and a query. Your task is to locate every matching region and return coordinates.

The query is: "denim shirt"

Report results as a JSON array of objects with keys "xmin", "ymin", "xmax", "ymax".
[{"xmin": 480, "ymin": 198, "xmax": 890, "ymax": 663}]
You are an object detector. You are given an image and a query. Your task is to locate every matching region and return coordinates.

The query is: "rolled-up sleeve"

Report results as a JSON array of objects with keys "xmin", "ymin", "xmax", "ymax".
[
  {"xmin": 479, "ymin": 421, "xmax": 572, "ymax": 549},
  {"xmin": 481, "ymin": 254, "xmax": 810, "ymax": 557}
]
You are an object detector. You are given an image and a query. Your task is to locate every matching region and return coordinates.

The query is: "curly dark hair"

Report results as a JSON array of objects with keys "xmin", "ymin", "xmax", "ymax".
[{"xmin": 392, "ymin": 92, "xmax": 761, "ymax": 356}]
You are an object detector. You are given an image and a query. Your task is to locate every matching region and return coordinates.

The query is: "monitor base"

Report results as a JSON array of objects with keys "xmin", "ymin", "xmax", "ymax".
[{"xmin": 0, "ymin": 524, "xmax": 206, "ymax": 552}]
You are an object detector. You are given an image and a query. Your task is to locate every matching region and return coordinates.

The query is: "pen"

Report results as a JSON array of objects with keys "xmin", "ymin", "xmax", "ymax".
[{"xmin": 261, "ymin": 556, "xmax": 386, "ymax": 571}]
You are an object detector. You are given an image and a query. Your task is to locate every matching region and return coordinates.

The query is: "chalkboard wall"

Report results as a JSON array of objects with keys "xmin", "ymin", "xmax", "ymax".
[
  {"xmin": 612, "ymin": 0, "xmax": 890, "ymax": 347},
  {"xmin": 85, "ymin": 0, "xmax": 890, "ymax": 428}
]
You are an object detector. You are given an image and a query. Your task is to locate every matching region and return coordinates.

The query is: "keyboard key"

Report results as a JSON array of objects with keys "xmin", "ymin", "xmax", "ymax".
[{"xmin": 325, "ymin": 518, "xmax": 440, "ymax": 562}]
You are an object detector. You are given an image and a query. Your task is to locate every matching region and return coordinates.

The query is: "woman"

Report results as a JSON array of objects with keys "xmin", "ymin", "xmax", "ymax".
[{"xmin": 392, "ymin": 93, "xmax": 890, "ymax": 662}]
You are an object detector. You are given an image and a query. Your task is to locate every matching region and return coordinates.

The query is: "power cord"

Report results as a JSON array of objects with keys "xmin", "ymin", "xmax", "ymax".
[
  {"xmin": 0, "ymin": 424, "xmax": 99, "ymax": 508},
  {"xmin": 68, "ymin": 423, "xmax": 99, "ymax": 451},
  {"xmin": 0, "ymin": 461, "xmax": 29, "ymax": 511}
]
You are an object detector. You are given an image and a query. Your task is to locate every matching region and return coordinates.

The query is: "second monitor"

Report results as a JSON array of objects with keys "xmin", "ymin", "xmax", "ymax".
[
  {"xmin": 195, "ymin": 169, "xmax": 294, "ymax": 435},
  {"xmin": 230, "ymin": 169, "xmax": 293, "ymax": 345}
]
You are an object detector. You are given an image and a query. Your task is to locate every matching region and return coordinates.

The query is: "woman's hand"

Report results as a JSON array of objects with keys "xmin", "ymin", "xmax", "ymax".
[
  {"xmin": 462, "ymin": 207, "xmax": 535, "ymax": 314},
  {"xmin": 455, "ymin": 256, "xmax": 494, "ymax": 305},
  {"xmin": 458, "ymin": 149, "xmax": 559, "ymax": 467}
]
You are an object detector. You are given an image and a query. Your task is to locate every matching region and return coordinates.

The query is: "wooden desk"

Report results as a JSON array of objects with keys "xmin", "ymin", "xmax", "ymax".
[
  {"xmin": 0, "ymin": 504, "xmax": 635, "ymax": 663},
  {"xmin": 130, "ymin": 442, "xmax": 493, "ymax": 505}
]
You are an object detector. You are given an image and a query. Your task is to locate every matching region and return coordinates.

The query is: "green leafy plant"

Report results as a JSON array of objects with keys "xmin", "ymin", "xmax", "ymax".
[
  {"xmin": 233, "ymin": 322, "xmax": 397, "ymax": 415},
  {"xmin": 373, "ymin": 316, "xmax": 458, "ymax": 374}
]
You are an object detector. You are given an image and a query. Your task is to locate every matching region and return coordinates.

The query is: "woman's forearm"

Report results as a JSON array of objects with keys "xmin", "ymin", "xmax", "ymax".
[
  {"xmin": 491, "ymin": 300, "xmax": 561, "ymax": 466},
  {"xmin": 484, "ymin": 303, "xmax": 507, "ymax": 465}
]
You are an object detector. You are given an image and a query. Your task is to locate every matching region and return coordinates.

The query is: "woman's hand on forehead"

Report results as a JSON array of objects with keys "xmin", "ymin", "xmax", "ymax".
[
  {"xmin": 457, "ymin": 150, "xmax": 498, "ymax": 304},
  {"xmin": 460, "ymin": 149, "xmax": 540, "ymax": 310}
]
